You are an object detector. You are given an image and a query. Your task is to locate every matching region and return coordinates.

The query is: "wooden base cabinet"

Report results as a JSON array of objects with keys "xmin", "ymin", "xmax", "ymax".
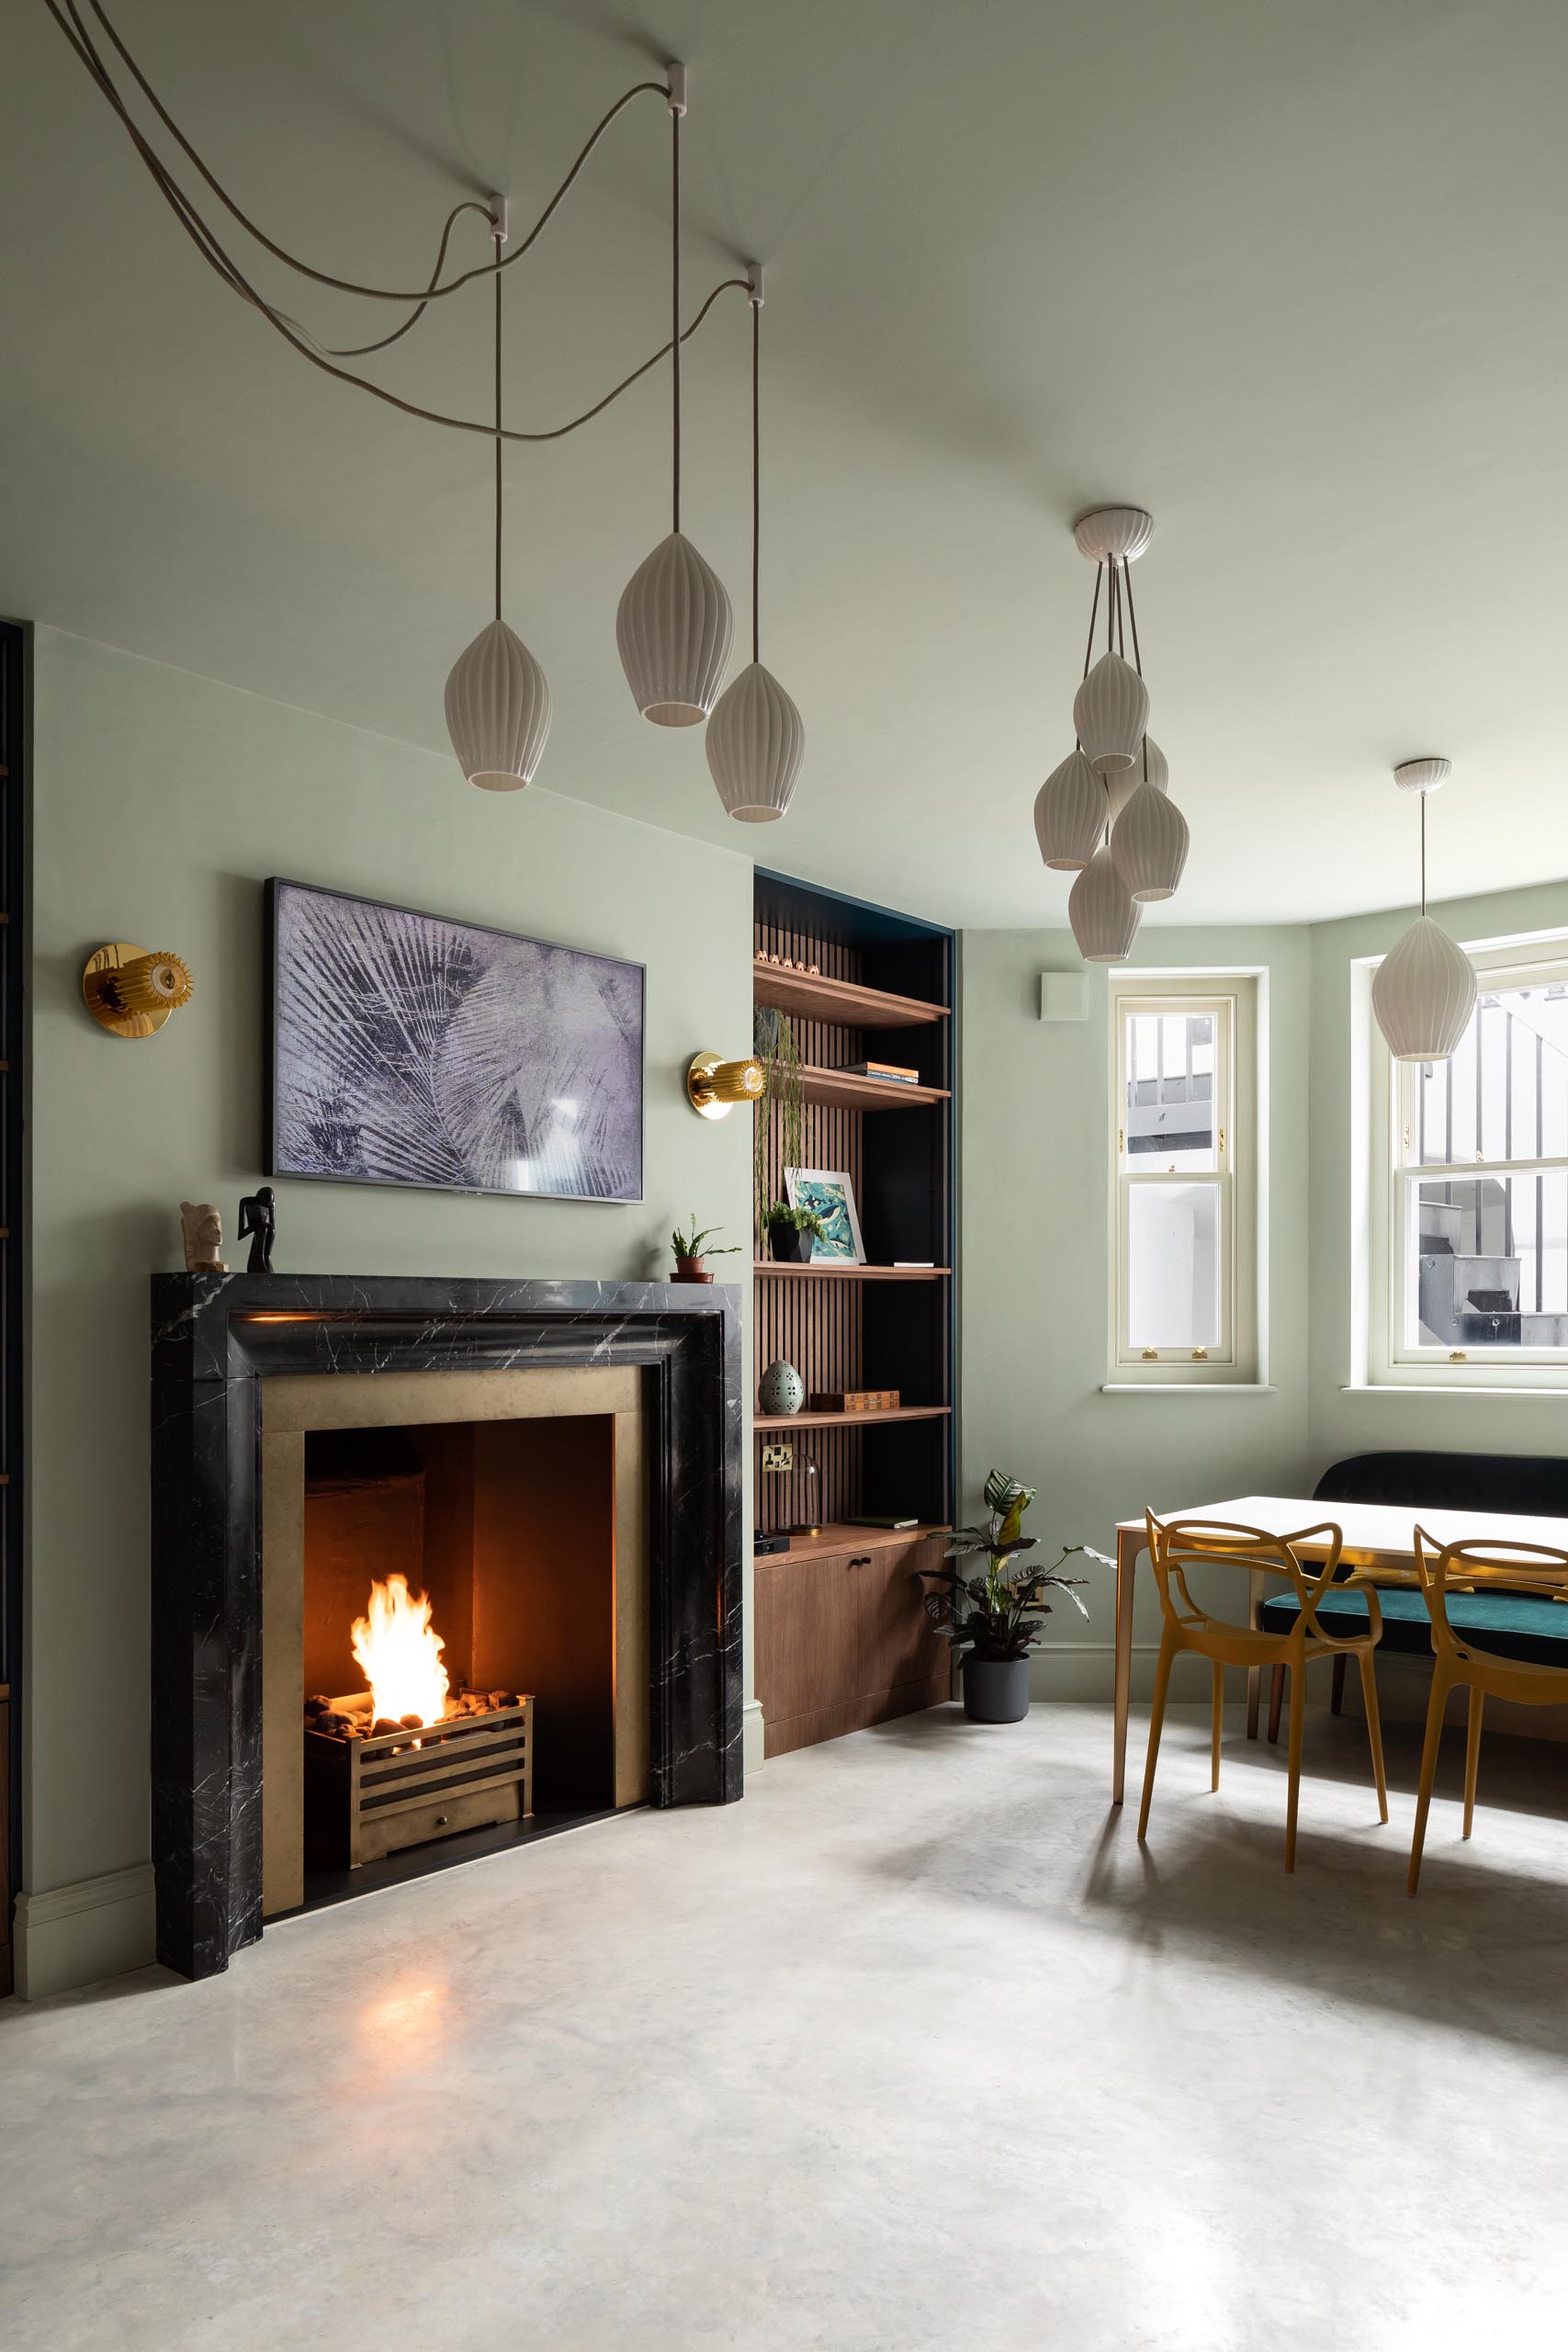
[{"xmin": 755, "ymin": 1534, "xmax": 951, "ymax": 1760}]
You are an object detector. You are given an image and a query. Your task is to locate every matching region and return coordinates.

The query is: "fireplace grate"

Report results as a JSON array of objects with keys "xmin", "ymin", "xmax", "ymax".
[{"xmin": 305, "ymin": 1697, "xmax": 534, "ymax": 1868}]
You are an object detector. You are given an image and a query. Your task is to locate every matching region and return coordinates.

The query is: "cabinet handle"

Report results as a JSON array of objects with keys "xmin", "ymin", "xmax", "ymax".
[{"xmin": 849, "ymin": 1553, "xmax": 872, "ymax": 1567}]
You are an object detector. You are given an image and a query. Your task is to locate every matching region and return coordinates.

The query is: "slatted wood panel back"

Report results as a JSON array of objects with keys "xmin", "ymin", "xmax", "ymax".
[{"xmin": 755, "ymin": 920, "xmax": 865, "ymax": 1534}]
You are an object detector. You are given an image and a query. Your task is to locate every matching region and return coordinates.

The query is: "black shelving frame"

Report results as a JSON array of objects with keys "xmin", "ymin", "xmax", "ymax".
[{"xmin": 0, "ymin": 621, "xmax": 25, "ymax": 1991}]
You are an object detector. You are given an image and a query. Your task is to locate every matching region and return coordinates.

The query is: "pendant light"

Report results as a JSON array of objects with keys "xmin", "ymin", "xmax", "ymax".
[
  {"xmin": 705, "ymin": 267, "xmax": 804, "ymax": 820},
  {"xmin": 445, "ymin": 206, "xmax": 551, "ymax": 788},
  {"xmin": 1069, "ymin": 842, "xmax": 1141, "ymax": 962},
  {"xmin": 616, "ymin": 71, "xmax": 734, "ymax": 724},
  {"xmin": 1107, "ymin": 733, "xmax": 1167, "ymax": 823},
  {"xmin": 1034, "ymin": 750, "xmax": 1107, "ymax": 870},
  {"xmin": 1111, "ymin": 741, "xmax": 1190, "ymax": 901},
  {"xmin": 1371, "ymin": 757, "xmax": 1478, "ymax": 1061}
]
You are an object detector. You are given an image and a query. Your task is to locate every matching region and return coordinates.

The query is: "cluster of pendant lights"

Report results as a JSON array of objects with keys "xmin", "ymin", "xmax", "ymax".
[
  {"xmin": 1371, "ymin": 758, "xmax": 1478, "ymax": 1061},
  {"xmin": 1034, "ymin": 508, "xmax": 1190, "ymax": 961},
  {"xmin": 446, "ymin": 71, "xmax": 804, "ymax": 823}
]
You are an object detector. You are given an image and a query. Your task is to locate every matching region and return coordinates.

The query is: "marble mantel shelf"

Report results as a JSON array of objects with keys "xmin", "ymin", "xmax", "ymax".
[{"xmin": 151, "ymin": 1272, "xmax": 744, "ymax": 1982}]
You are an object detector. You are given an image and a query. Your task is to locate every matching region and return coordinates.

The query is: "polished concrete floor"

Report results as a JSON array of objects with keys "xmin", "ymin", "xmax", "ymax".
[{"xmin": 4, "ymin": 1701, "xmax": 1567, "ymax": 2350}]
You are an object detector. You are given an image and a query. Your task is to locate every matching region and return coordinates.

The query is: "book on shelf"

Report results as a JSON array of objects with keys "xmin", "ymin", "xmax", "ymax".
[
  {"xmin": 845, "ymin": 1515, "xmax": 920, "ymax": 1530},
  {"xmin": 810, "ymin": 1389, "xmax": 901, "ymax": 1413},
  {"xmin": 892, "ymin": 1260, "xmax": 936, "ymax": 1269},
  {"xmin": 837, "ymin": 1059, "xmax": 920, "ymax": 1082}
]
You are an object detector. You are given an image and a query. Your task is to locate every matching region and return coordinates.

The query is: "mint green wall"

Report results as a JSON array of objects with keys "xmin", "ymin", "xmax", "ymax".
[
  {"xmin": 958, "ymin": 926, "xmax": 1314, "ymax": 1695},
  {"xmin": 24, "ymin": 630, "xmax": 754, "ymax": 1979},
  {"xmin": 1307, "ymin": 875, "xmax": 1568, "ymax": 1469}
]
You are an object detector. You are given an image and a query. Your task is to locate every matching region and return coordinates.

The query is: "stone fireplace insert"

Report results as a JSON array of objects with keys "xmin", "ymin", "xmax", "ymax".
[{"xmin": 151, "ymin": 1274, "xmax": 743, "ymax": 1981}]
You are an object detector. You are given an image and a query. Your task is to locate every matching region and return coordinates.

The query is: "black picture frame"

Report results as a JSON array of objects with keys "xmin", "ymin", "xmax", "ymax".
[{"xmin": 265, "ymin": 877, "xmax": 646, "ymax": 1203}]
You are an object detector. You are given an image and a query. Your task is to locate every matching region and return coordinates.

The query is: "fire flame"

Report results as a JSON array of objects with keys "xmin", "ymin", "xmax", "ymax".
[{"xmin": 350, "ymin": 1575, "xmax": 450, "ymax": 1726}]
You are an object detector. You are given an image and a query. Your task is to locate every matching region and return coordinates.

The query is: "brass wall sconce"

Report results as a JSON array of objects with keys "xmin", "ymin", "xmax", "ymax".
[
  {"xmin": 686, "ymin": 1049, "xmax": 764, "ymax": 1120},
  {"xmin": 83, "ymin": 942, "xmax": 194, "ymax": 1038}
]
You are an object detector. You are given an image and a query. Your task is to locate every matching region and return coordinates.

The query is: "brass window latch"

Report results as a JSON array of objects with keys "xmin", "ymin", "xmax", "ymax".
[
  {"xmin": 1141, "ymin": 1347, "xmax": 1158, "ymax": 1361},
  {"xmin": 1449, "ymin": 1350, "xmax": 1467, "ymax": 1364},
  {"xmin": 1190, "ymin": 1347, "xmax": 1209, "ymax": 1361}
]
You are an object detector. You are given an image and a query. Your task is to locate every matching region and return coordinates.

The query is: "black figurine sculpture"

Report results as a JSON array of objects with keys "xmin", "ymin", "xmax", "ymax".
[{"xmin": 236, "ymin": 1184, "xmax": 276, "ymax": 1273}]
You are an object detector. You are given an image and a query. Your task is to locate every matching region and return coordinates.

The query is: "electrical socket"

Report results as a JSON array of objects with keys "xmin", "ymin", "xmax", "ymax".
[{"xmin": 761, "ymin": 1442, "xmax": 794, "ymax": 1474}]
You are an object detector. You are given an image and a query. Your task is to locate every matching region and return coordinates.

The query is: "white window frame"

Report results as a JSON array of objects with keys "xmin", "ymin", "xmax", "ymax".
[
  {"xmin": 1109, "ymin": 975, "xmax": 1259, "ymax": 1385},
  {"xmin": 1368, "ymin": 932, "xmax": 1568, "ymax": 1389}
]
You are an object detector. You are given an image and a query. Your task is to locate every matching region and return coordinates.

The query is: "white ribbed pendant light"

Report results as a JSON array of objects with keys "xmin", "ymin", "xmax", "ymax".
[
  {"xmin": 446, "ymin": 619, "xmax": 551, "ymax": 790},
  {"xmin": 1073, "ymin": 650, "xmax": 1149, "ymax": 775},
  {"xmin": 707, "ymin": 661, "xmax": 802, "ymax": 820},
  {"xmin": 445, "ymin": 233, "xmax": 550, "ymax": 789},
  {"xmin": 617, "ymin": 75, "xmax": 733, "ymax": 728},
  {"xmin": 1111, "ymin": 778, "xmax": 1190, "ymax": 901},
  {"xmin": 705, "ymin": 271, "xmax": 803, "ymax": 817},
  {"xmin": 1034, "ymin": 750, "xmax": 1107, "ymax": 870},
  {"xmin": 1107, "ymin": 733, "xmax": 1168, "ymax": 823},
  {"xmin": 1069, "ymin": 844, "xmax": 1140, "ymax": 962},
  {"xmin": 1371, "ymin": 758, "xmax": 1477, "ymax": 1060}
]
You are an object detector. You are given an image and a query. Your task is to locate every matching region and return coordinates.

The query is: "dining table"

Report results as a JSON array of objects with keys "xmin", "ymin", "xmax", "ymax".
[{"xmin": 1110, "ymin": 1490, "xmax": 1568, "ymax": 1804}]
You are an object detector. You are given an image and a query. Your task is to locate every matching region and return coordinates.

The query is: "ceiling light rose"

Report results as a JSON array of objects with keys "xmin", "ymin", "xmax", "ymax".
[
  {"xmin": 1034, "ymin": 751, "xmax": 1107, "ymax": 871},
  {"xmin": 1073, "ymin": 650, "xmax": 1149, "ymax": 775},
  {"xmin": 1110, "ymin": 781, "xmax": 1190, "ymax": 902},
  {"xmin": 445, "ymin": 618, "xmax": 551, "ymax": 789},
  {"xmin": 616, "ymin": 531, "xmax": 734, "ymax": 725},
  {"xmin": 706, "ymin": 662, "xmax": 802, "ymax": 820},
  {"xmin": 1371, "ymin": 754, "xmax": 1477, "ymax": 1061},
  {"xmin": 1069, "ymin": 844, "xmax": 1140, "ymax": 962},
  {"xmin": 1108, "ymin": 734, "xmax": 1168, "ymax": 824}
]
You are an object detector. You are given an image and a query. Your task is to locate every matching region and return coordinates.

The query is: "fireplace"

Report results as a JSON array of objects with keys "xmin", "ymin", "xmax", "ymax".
[{"xmin": 152, "ymin": 1275, "xmax": 742, "ymax": 1981}]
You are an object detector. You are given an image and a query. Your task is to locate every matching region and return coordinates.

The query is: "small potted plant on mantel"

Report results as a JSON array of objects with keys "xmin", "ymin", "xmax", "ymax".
[
  {"xmin": 670, "ymin": 1215, "xmax": 740, "ymax": 1285},
  {"xmin": 920, "ymin": 1470, "xmax": 1111, "ymax": 1723}
]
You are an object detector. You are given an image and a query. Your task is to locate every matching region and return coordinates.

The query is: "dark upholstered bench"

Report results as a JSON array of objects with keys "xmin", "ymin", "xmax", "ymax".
[{"xmin": 1258, "ymin": 1451, "xmax": 1568, "ymax": 1711}]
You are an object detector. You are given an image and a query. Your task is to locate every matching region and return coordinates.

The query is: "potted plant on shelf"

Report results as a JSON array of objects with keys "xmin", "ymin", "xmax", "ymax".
[
  {"xmin": 670, "ymin": 1215, "xmax": 740, "ymax": 1285},
  {"xmin": 761, "ymin": 1200, "xmax": 828, "ymax": 1264},
  {"xmin": 919, "ymin": 1470, "xmax": 1110, "ymax": 1723}
]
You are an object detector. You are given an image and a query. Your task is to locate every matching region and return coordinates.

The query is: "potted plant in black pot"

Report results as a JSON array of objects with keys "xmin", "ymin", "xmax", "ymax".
[
  {"xmin": 761, "ymin": 1200, "xmax": 827, "ymax": 1263},
  {"xmin": 920, "ymin": 1470, "xmax": 1109, "ymax": 1723}
]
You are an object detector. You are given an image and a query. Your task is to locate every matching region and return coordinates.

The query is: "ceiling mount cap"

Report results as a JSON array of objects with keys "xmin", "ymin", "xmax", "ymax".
[
  {"xmin": 1073, "ymin": 506, "xmax": 1154, "ymax": 564},
  {"xmin": 1393, "ymin": 756, "xmax": 1451, "ymax": 795}
]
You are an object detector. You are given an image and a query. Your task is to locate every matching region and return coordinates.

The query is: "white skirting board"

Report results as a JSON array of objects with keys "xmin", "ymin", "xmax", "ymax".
[
  {"xmin": 15, "ymin": 1861, "xmax": 157, "ymax": 2000},
  {"xmin": 742, "ymin": 1698, "xmax": 765, "ymax": 1777}
]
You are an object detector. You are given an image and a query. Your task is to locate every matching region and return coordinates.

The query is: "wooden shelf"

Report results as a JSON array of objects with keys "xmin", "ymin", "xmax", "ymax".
[
  {"xmin": 758, "ymin": 1521, "xmax": 951, "ymax": 1561},
  {"xmin": 754, "ymin": 966, "xmax": 949, "ymax": 1030},
  {"xmin": 753, "ymin": 1261, "xmax": 950, "ymax": 1281},
  {"xmin": 795, "ymin": 1064, "xmax": 950, "ymax": 1112},
  {"xmin": 754, "ymin": 1404, "xmax": 953, "ymax": 1434}
]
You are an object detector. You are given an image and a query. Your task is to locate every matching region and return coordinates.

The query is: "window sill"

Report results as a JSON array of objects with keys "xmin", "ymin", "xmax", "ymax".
[
  {"xmin": 1342, "ymin": 1381, "xmax": 1568, "ymax": 1399},
  {"xmin": 1100, "ymin": 1382, "xmax": 1276, "ymax": 1395}
]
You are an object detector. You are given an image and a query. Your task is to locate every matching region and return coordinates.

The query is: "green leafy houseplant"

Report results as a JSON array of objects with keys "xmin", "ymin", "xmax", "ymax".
[
  {"xmin": 921, "ymin": 1470, "xmax": 1111, "ymax": 1673},
  {"xmin": 671, "ymin": 1215, "xmax": 740, "ymax": 1282}
]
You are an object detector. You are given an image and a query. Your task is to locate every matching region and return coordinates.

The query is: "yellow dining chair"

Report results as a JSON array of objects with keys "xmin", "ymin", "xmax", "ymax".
[
  {"xmin": 1407, "ymin": 1527, "xmax": 1568, "ymax": 1895},
  {"xmin": 1139, "ymin": 1512, "xmax": 1389, "ymax": 1871}
]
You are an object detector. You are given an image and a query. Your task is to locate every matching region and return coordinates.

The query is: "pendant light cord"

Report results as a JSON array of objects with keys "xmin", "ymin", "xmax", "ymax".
[
  {"xmin": 1420, "ymin": 793, "xmax": 1427, "ymax": 918},
  {"xmin": 671, "ymin": 105, "xmax": 682, "ymax": 536},
  {"xmin": 43, "ymin": 0, "xmax": 748, "ymax": 447},
  {"xmin": 493, "ymin": 259, "xmax": 503, "ymax": 620},
  {"xmin": 751, "ymin": 295, "xmax": 761, "ymax": 663}
]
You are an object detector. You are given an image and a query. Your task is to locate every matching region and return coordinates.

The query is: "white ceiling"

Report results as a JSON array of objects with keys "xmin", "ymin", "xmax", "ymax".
[{"xmin": 6, "ymin": 0, "xmax": 1568, "ymax": 929}]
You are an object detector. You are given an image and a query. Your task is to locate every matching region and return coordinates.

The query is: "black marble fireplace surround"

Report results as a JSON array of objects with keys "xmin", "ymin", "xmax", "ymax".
[{"xmin": 151, "ymin": 1273, "xmax": 744, "ymax": 1981}]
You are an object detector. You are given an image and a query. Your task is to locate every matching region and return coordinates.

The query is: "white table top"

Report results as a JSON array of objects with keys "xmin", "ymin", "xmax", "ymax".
[{"xmin": 1116, "ymin": 1493, "xmax": 1568, "ymax": 1572}]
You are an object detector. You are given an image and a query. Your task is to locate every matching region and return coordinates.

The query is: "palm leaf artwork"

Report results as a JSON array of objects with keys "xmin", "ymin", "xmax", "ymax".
[{"xmin": 272, "ymin": 884, "xmax": 644, "ymax": 1200}]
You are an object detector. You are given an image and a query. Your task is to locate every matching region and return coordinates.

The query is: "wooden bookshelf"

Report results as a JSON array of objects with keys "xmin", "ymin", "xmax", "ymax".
[
  {"xmin": 795, "ymin": 1064, "xmax": 950, "ymax": 1112},
  {"xmin": 754, "ymin": 1403, "xmax": 953, "ymax": 1434},
  {"xmin": 764, "ymin": 1521, "xmax": 950, "ymax": 1561},
  {"xmin": 753, "ymin": 1262, "xmax": 950, "ymax": 1281},
  {"xmin": 754, "ymin": 964, "xmax": 950, "ymax": 1030}
]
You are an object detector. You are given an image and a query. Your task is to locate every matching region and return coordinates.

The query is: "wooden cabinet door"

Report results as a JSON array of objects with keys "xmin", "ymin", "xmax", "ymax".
[
  {"xmin": 851, "ymin": 1538, "xmax": 947, "ymax": 1698},
  {"xmin": 753, "ymin": 1555, "xmax": 860, "ymax": 1725}
]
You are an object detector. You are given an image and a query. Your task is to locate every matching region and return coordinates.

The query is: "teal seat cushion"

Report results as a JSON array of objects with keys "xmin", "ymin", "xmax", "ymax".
[{"xmin": 1259, "ymin": 1582, "xmax": 1568, "ymax": 1668}]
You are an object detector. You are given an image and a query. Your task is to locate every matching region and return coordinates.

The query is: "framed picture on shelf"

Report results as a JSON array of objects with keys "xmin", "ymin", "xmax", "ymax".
[
  {"xmin": 784, "ymin": 1166, "xmax": 865, "ymax": 1263},
  {"xmin": 266, "ymin": 877, "xmax": 645, "ymax": 1201}
]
